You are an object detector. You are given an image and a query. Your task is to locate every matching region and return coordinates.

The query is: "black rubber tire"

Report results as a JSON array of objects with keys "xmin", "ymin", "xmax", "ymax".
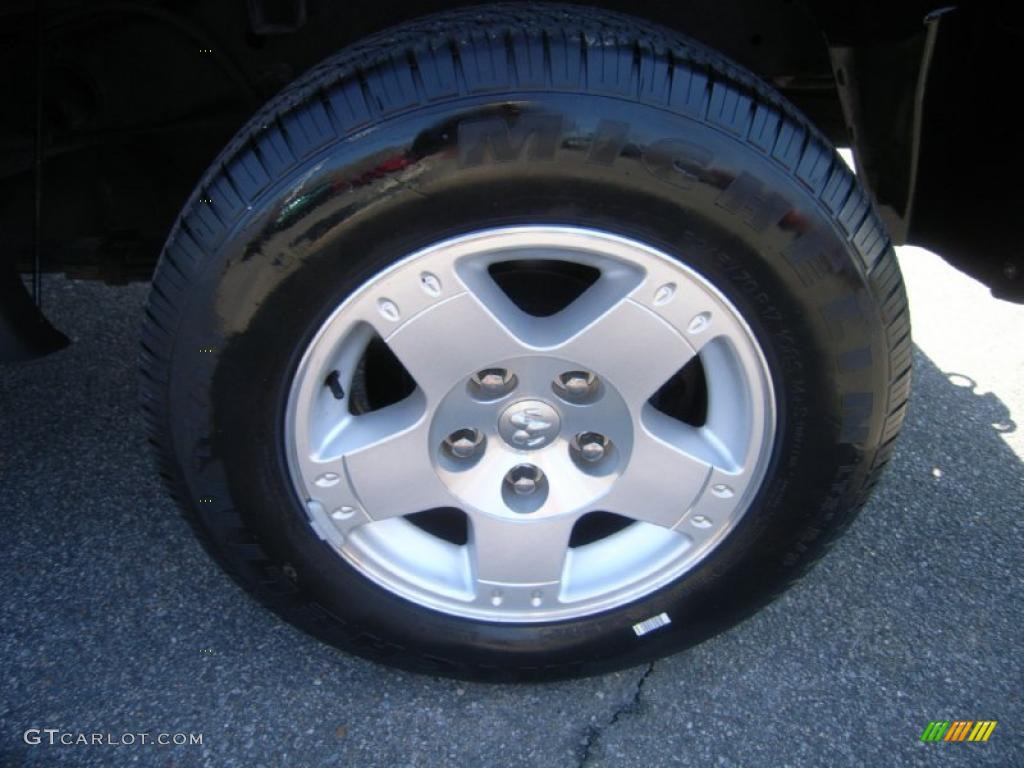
[{"xmin": 140, "ymin": 3, "xmax": 911, "ymax": 681}]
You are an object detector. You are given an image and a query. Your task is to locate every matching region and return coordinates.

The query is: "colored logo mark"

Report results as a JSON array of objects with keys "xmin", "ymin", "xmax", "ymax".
[{"xmin": 920, "ymin": 720, "xmax": 997, "ymax": 742}]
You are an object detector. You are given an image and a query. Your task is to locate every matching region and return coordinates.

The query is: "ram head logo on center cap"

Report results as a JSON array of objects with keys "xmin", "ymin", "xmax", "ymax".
[
  {"xmin": 510, "ymin": 409, "xmax": 554, "ymax": 446},
  {"xmin": 499, "ymin": 400, "xmax": 561, "ymax": 449}
]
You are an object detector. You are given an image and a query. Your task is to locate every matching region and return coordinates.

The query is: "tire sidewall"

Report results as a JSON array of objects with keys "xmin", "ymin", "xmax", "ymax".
[{"xmin": 168, "ymin": 91, "xmax": 889, "ymax": 676}]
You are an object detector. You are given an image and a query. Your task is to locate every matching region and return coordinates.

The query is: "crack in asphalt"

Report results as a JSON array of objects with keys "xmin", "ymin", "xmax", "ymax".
[{"xmin": 576, "ymin": 661, "xmax": 656, "ymax": 767}]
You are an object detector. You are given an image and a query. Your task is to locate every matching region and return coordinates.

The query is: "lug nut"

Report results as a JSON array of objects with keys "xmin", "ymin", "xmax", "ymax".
[
  {"xmin": 443, "ymin": 428, "xmax": 484, "ymax": 460},
  {"xmin": 576, "ymin": 432, "xmax": 607, "ymax": 462},
  {"xmin": 469, "ymin": 368, "xmax": 516, "ymax": 399},
  {"xmin": 506, "ymin": 464, "xmax": 543, "ymax": 496},
  {"xmin": 570, "ymin": 432, "xmax": 615, "ymax": 474},
  {"xmin": 513, "ymin": 476, "xmax": 536, "ymax": 495},
  {"xmin": 554, "ymin": 370, "xmax": 599, "ymax": 402}
]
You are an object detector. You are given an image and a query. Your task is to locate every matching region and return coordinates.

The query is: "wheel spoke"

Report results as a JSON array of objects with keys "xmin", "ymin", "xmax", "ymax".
[
  {"xmin": 600, "ymin": 411, "xmax": 714, "ymax": 529},
  {"xmin": 630, "ymin": 265, "xmax": 734, "ymax": 356},
  {"xmin": 308, "ymin": 396, "xmax": 454, "ymax": 520},
  {"xmin": 553, "ymin": 297, "xmax": 697, "ymax": 405},
  {"xmin": 382, "ymin": 290, "xmax": 528, "ymax": 400},
  {"xmin": 470, "ymin": 513, "xmax": 575, "ymax": 586}
]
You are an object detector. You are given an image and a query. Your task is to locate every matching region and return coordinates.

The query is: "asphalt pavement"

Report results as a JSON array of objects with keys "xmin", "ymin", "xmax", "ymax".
[{"xmin": 1, "ymin": 247, "xmax": 1021, "ymax": 767}]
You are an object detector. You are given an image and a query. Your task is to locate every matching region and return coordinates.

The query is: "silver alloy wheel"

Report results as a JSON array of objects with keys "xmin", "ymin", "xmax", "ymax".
[{"xmin": 285, "ymin": 227, "xmax": 776, "ymax": 622}]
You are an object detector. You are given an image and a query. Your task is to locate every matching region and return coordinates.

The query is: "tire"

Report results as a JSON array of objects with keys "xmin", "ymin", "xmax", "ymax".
[{"xmin": 140, "ymin": 3, "xmax": 911, "ymax": 681}]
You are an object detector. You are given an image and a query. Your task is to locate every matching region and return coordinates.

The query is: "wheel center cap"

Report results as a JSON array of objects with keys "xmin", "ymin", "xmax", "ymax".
[{"xmin": 498, "ymin": 399, "xmax": 561, "ymax": 450}]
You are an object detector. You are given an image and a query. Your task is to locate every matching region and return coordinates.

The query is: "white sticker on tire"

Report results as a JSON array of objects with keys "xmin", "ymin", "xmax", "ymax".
[{"xmin": 632, "ymin": 612, "xmax": 671, "ymax": 637}]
